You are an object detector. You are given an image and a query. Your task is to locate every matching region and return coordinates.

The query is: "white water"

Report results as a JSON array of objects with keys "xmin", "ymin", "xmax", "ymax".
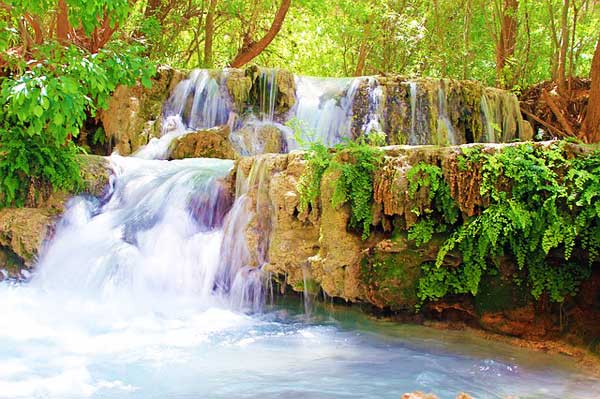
[
  {"xmin": 361, "ymin": 77, "xmax": 385, "ymax": 137},
  {"xmin": 163, "ymin": 69, "xmax": 231, "ymax": 130},
  {"xmin": 1, "ymin": 155, "xmax": 598, "ymax": 399},
  {"xmin": 289, "ymin": 76, "xmax": 360, "ymax": 146},
  {"xmin": 437, "ymin": 85, "xmax": 457, "ymax": 145}
]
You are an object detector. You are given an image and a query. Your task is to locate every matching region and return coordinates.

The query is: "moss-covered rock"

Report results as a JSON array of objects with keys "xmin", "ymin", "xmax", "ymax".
[
  {"xmin": 474, "ymin": 268, "xmax": 531, "ymax": 315},
  {"xmin": 0, "ymin": 155, "xmax": 111, "ymax": 272},
  {"xmin": 169, "ymin": 125, "xmax": 239, "ymax": 160}
]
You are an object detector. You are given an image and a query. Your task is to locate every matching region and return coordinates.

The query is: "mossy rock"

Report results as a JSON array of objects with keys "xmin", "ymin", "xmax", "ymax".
[
  {"xmin": 0, "ymin": 245, "xmax": 26, "ymax": 278},
  {"xmin": 474, "ymin": 272, "xmax": 531, "ymax": 315},
  {"xmin": 360, "ymin": 250, "xmax": 422, "ymax": 310}
]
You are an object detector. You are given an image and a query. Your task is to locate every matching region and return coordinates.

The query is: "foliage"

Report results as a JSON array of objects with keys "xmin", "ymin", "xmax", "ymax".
[
  {"xmin": 296, "ymin": 131, "xmax": 383, "ymax": 239},
  {"xmin": 410, "ymin": 143, "xmax": 599, "ymax": 304},
  {"xmin": 330, "ymin": 138, "xmax": 383, "ymax": 238},
  {"xmin": 406, "ymin": 162, "xmax": 459, "ymax": 246},
  {"xmin": 0, "ymin": 43, "xmax": 155, "ymax": 207}
]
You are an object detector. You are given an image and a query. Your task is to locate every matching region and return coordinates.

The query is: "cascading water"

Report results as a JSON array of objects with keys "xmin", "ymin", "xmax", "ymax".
[
  {"xmin": 163, "ymin": 69, "xmax": 231, "ymax": 130},
  {"xmin": 258, "ymin": 68, "xmax": 277, "ymax": 122},
  {"xmin": 361, "ymin": 77, "xmax": 385, "ymax": 137},
  {"xmin": 409, "ymin": 81, "xmax": 419, "ymax": 144},
  {"xmin": 289, "ymin": 76, "xmax": 361, "ymax": 146},
  {"xmin": 437, "ymin": 84, "xmax": 457, "ymax": 145}
]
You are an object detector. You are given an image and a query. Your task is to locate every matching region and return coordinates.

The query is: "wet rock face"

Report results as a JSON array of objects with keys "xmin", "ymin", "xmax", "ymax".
[
  {"xmin": 101, "ymin": 66, "xmax": 185, "ymax": 156},
  {"xmin": 169, "ymin": 125, "xmax": 238, "ymax": 160},
  {"xmin": 233, "ymin": 142, "xmax": 600, "ymax": 342},
  {"xmin": 352, "ymin": 76, "xmax": 528, "ymax": 145},
  {"xmin": 104, "ymin": 65, "xmax": 529, "ymax": 161},
  {"xmin": 359, "ymin": 234, "xmax": 448, "ymax": 310}
]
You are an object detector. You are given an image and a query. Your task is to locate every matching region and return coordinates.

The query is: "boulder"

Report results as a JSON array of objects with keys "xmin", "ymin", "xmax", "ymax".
[{"xmin": 169, "ymin": 125, "xmax": 238, "ymax": 160}]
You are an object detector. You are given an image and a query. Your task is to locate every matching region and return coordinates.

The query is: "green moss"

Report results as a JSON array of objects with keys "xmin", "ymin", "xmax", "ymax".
[
  {"xmin": 360, "ymin": 251, "xmax": 422, "ymax": 309},
  {"xmin": 474, "ymin": 272, "xmax": 531, "ymax": 314},
  {"xmin": 292, "ymin": 277, "xmax": 321, "ymax": 295},
  {"xmin": 0, "ymin": 245, "xmax": 26, "ymax": 277}
]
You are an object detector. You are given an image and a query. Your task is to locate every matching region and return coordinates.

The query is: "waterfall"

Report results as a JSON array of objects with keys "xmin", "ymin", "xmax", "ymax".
[
  {"xmin": 258, "ymin": 68, "xmax": 277, "ymax": 122},
  {"xmin": 409, "ymin": 81, "xmax": 419, "ymax": 144},
  {"xmin": 163, "ymin": 69, "xmax": 231, "ymax": 130},
  {"xmin": 290, "ymin": 76, "xmax": 361, "ymax": 146},
  {"xmin": 217, "ymin": 156, "xmax": 275, "ymax": 312},
  {"xmin": 437, "ymin": 83, "xmax": 457, "ymax": 145},
  {"xmin": 361, "ymin": 77, "xmax": 385, "ymax": 138},
  {"xmin": 30, "ymin": 155, "xmax": 264, "ymax": 309}
]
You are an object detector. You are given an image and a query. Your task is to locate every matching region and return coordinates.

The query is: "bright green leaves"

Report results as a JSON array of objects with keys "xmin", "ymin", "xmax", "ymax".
[
  {"xmin": 297, "ymin": 140, "xmax": 333, "ymax": 214},
  {"xmin": 406, "ymin": 162, "xmax": 458, "ymax": 248},
  {"xmin": 297, "ymin": 136, "xmax": 383, "ymax": 240},
  {"xmin": 409, "ymin": 143, "xmax": 600, "ymax": 305},
  {"xmin": 330, "ymin": 141, "xmax": 382, "ymax": 239},
  {"xmin": 0, "ymin": 42, "xmax": 155, "ymax": 208}
]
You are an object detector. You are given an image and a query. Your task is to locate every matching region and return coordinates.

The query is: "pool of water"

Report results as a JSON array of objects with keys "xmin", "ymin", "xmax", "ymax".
[{"xmin": 0, "ymin": 283, "xmax": 598, "ymax": 399}]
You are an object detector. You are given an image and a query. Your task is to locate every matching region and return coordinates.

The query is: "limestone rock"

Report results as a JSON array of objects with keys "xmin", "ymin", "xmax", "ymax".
[
  {"xmin": 226, "ymin": 69, "xmax": 253, "ymax": 111},
  {"xmin": 0, "ymin": 208, "xmax": 53, "ymax": 266},
  {"xmin": 0, "ymin": 155, "xmax": 111, "ymax": 272},
  {"xmin": 231, "ymin": 123, "xmax": 286, "ymax": 155},
  {"xmin": 169, "ymin": 125, "xmax": 238, "ymax": 160},
  {"xmin": 101, "ymin": 65, "xmax": 185, "ymax": 155},
  {"xmin": 274, "ymin": 68, "xmax": 296, "ymax": 113}
]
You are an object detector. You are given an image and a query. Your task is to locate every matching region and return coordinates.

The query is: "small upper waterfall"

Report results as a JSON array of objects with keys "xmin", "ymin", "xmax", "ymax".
[
  {"xmin": 290, "ymin": 76, "xmax": 361, "ymax": 146},
  {"xmin": 360, "ymin": 77, "xmax": 385, "ymax": 137},
  {"xmin": 155, "ymin": 67, "xmax": 527, "ymax": 158},
  {"xmin": 163, "ymin": 69, "xmax": 231, "ymax": 130}
]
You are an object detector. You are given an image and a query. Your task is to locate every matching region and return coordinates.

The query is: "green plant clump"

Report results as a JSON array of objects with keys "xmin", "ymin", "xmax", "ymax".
[
  {"xmin": 296, "ymin": 129, "xmax": 383, "ymax": 239},
  {"xmin": 412, "ymin": 142, "xmax": 599, "ymax": 305},
  {"xmin": 0, "ymin": 43, "xmax": 155, "ymax": 207}
]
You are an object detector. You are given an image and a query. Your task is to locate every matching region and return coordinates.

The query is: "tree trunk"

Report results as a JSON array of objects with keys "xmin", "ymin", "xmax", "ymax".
[
  {"xmin": 557, "ymin": 0, "xmax": 570, "ymax": 94},
  {"xmin": 56, "ymin": 0, "xmax": 71, "ymax": 42},
  {"xmin": 581, "ymin": 34, "xmax": 600, "ymax": 143},
  {"xmin": 354, "ymin": 22, "xmax": 371, "ymax": 76},
  {"xmin": 496, "ymin": 0, "xmax": 518, "ymax": 88},
  {"xmin": 144, "ymin": 0, "xmax": 161, "ymax": 18},
  {"xmin": 229, "ymin": 0, "xmax": 291, "ymax": 68},
  {"xmin": 204, "ymin": 0, "xmax": 218, "ymax": 67}
]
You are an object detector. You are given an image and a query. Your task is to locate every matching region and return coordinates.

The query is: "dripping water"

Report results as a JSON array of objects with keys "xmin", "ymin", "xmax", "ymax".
[
  {"xmin": 437, "ymin": 84, "xmax": 457, "ymax": 145},
  {"xmin": 409, "ymin": 81, "xmax": 418, "ymax": 145}
]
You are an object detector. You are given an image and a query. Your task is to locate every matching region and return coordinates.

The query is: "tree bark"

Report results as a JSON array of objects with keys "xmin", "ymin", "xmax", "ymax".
[
  {"xmin": 204, "ymin": 0, "xmax": 218, "ymax": 67},
  {"xmin": 496, "ymin": 0, "xmax": 519, "ymax": 88},
  {"xmin": 56, "ymin": 0, "xmax": 71, "ymax": 42},
  {"xmin": 144, "ymin": 0, "xmax": 161, "ymax": 18},
  {"xmin": 354, "ymin": 22, "xmax": 371, "ymax": 76},
  {"xmin": 229, "ymin": 0, "xmax": 291, "ymax": 68},
  {"xmin": 581, "ymin": 34, "xmax": 600, "ymax": 143},
  {"xmin": 557, "ymin": 0, "xmax": 570, "ymax": 94}
]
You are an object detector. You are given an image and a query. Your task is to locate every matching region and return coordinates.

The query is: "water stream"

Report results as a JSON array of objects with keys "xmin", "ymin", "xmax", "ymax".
[{"xmin": 0, "ymin": 71, "xmax": 598, "ymax": 399}]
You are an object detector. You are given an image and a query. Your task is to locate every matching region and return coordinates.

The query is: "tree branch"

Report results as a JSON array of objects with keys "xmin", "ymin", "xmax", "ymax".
[{"xmin": 229, "ymin": 0, "xmax": 291, "ymax": 68}]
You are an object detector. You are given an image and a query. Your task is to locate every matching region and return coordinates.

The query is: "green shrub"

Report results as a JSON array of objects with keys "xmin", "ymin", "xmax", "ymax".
[{"xmin": 0, "ymin": 43, "xmax": 155, "ymax": 207}]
